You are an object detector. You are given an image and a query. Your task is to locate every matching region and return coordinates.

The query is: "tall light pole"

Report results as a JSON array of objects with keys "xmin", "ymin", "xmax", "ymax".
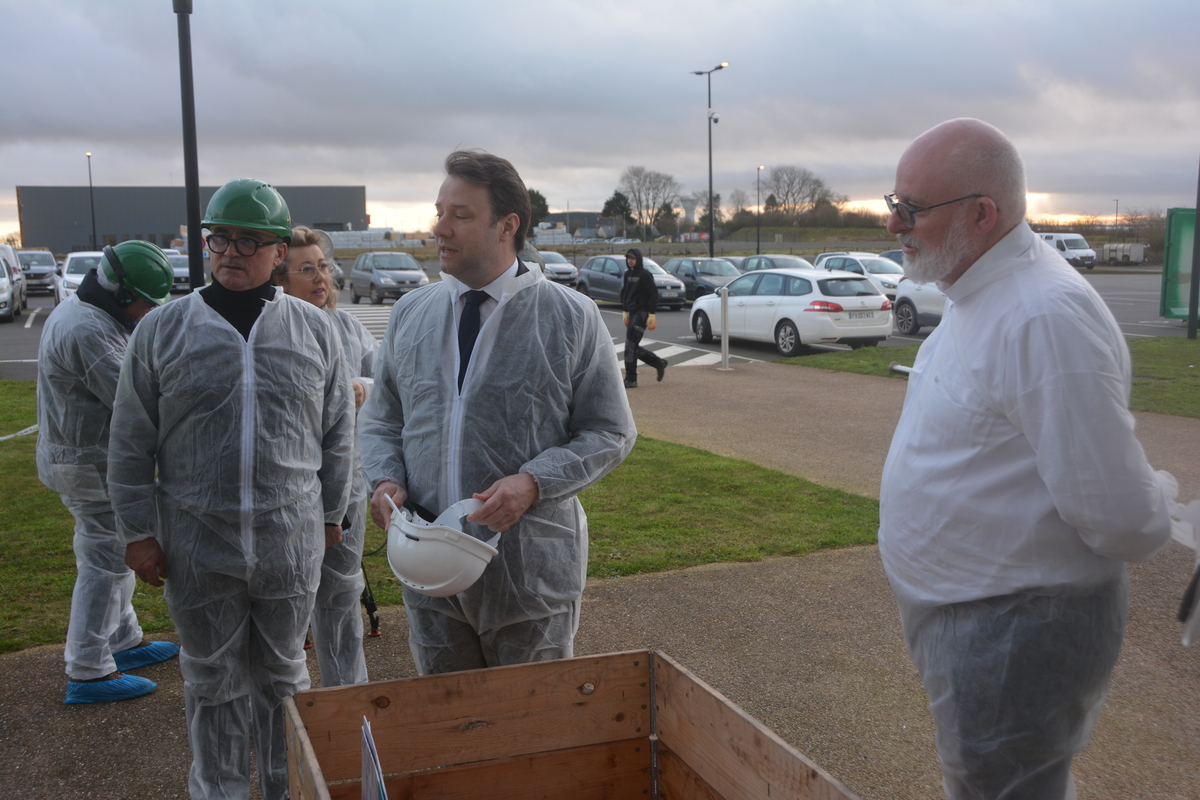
[
  {"xmin": 692, "ymin": 62, "xmax": 728, "ymax": 258},
  {"xmin": 1113, "ymin": 199, "xmax": 1120, "ymax": 243},
  {"xmin": 756, "ymin": 165, "xmax": 764, "ymax": 255},
  {"xmin": 175, "ymin": 0, "xmax": 205, "ymax": 291},
  {"xmin": 85, "ymin": 152, "xmax": 97, "ymax": 249}
]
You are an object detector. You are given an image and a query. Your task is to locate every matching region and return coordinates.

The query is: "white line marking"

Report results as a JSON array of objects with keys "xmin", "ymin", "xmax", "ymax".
[{"xmin": 23, "ymin": 308, "xmax": 39, "ymax": 328}]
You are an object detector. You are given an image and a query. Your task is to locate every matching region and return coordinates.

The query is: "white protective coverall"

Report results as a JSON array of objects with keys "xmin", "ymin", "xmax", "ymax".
[
  {"xmin": 358, "ymin": 265, "xmax": 635, "ymax": 674},
  {"xmin": 36, "ymin": 291, "xmax": 144, "ymax": 680},
  {"xmin": 109, "ymin": 288, "xmax": 353, "ymax": 800},
  {"xmin": 310, "ymin": 308, "xmax": 377, "ymax": 686}
]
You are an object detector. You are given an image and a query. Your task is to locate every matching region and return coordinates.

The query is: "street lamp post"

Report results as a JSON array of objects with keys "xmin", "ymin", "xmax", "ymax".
[
  {"xmin": 85, "ymin": 152, "xmax": 97, "ymax": 249},
  {"xmin": 756, "ymin": 165, "xmax": 764, "ymax": 255},
  {"xmin": 1113, "ymin": 199, "xmax": 1120, "ymax": 243},
  {"xmin": 692, "ymin": 62, "xmax": 728, "ymax": 258}
]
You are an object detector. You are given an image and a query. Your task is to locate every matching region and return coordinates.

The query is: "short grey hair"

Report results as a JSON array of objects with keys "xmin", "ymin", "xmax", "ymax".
[{"xmin": 948, "ymin": 121, "xmax": 1027, "ymax": 221}]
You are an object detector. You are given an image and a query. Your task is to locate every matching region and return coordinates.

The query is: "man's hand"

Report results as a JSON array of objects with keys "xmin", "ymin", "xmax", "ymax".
[
  {"xmin": 622, "ymin": 312, "xmax": 629, "ymax": 327},
  {"xmin": 470, "ymin": 473, "xmax": 539, "ymax": 533},
  {"xmin": 325, "ymin": 524, "xmax": 343, "ymax": 547},
  {"xmin": 370, "ymin": 481, "xmax": 408, "ymax": 530},
  {"xmin": 647, "ymin": 313, "xmax": 657, "ymax": 331},
  {"xmin": 352, "ymin": 380, "xmax": 367, "ymax": 409},
  {"xmin": 125, "ymin": 538, "xmax": 167, "ymax": 587}
]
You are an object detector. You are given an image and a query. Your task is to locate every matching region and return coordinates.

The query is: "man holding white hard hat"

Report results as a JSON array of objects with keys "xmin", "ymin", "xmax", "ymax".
[{"xmin": 360, "ymin": 149, "xmax": 635, "ymax": 675}]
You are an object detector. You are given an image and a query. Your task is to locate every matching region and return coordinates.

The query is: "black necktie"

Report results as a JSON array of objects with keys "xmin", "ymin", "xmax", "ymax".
[{"xmin": 457, "ymin": 290, "xmax": 489, "ymax": 391}]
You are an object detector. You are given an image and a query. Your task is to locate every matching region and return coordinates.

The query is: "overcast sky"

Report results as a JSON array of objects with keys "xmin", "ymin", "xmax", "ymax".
[{"xmin": 2, "ymin": 0, "xmax": 1198, "ymax": 238}]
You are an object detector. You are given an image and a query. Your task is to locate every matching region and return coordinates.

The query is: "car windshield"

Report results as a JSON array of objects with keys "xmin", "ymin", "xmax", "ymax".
[
  {"xmin": 644, "ymin": 260, "xmax": 665, "ymax": 274},
  {"xmin": 819, "ymin": 277, "xmax": 880, "ymax": 297},
  {"xmin": 65, "ymin": 256, "xmax": 102, "ymax": 275},
  {"xmin": 374, "ymin": 253, "xmax": 421, "ymax": 271},
  {"xmin": 697, "ymin": 259, "xmax": 740, "ymax": 276},
  {"xmin": 20, "ymin": 252, "xmax": 55, "ymax": 267},
  {"xmin": 773, "ymin": 256, "xmax": 815, "ymax": 270},
  {"xmin": 540, "ymin": 252, "xmax": 569, "ymax": 264},
  {"xmin": 861, "ymin": 258, "xmax": 904, "ymax": 275},
  {"xmin": 1064, "ymin": 237, "xmax": 1089, "ymax": 250}
]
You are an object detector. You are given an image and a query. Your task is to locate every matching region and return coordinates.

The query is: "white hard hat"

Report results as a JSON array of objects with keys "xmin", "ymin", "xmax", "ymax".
[{"xmin": 386, "ymin": 497, "xmax": 500, "ymax": 597}]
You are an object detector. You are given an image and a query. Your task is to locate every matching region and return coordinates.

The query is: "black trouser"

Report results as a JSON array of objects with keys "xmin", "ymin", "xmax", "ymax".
[{"xmin": 624, "ymin": 310, "xmax": 664, "ymax": 381}]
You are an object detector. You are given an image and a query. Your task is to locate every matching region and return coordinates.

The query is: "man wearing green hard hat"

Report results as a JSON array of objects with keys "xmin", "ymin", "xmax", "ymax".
[
  {"xmin": 110, "ymin": 179, "xmax": 355, "ymax": 800},
  {"xmin": 37, "ymin": 240, "xmax": 179, "ymax": 706}
]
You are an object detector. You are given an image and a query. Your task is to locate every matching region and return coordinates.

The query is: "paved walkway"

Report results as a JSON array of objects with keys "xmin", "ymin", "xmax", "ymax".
[{"xmin": 1, "ymin": 361, "xmax": 1197, "ymax": 799}]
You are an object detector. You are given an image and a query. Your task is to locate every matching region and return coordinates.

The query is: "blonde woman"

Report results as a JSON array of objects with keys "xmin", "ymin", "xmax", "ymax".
[{"xmin": 274, "ymin": 226, "xmax": 376, "ymax": 685}]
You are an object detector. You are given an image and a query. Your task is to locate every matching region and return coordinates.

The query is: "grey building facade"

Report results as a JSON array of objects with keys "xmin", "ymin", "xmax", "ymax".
[{"xmin": 17, "ymin": 185, "xmax": 367, "ymax": 255}]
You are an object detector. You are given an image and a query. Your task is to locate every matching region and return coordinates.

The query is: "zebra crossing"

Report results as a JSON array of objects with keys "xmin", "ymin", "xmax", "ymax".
[{"xmin": 340, "ymin": 306, "xmax": 761, "ymax": 368}]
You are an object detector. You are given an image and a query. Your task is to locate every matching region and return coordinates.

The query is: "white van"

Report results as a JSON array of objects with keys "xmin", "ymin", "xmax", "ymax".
[{"xmin": 1038, "ymin": 233, "xmax": 1096, "ymax": 269}]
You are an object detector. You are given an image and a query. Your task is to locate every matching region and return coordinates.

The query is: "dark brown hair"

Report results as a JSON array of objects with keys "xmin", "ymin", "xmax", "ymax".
[{"xmin": 445, "ymin": 149, "xmax": 531, "ymax": 253}]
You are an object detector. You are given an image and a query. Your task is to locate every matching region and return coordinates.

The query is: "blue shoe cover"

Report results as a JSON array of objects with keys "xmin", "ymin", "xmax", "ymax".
[
  {"xmin": 113, "ymin": 640, "xmax": 180, "ymax": 672},
  {"xmin": 65, "ymin": 674, "xmax": 156, "ymax": 704}
]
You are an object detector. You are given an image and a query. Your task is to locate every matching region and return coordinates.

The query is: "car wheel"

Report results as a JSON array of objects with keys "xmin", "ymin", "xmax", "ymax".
[
  {"xmin": 693, "ymin": 311, "xmax": 713, "ymax": 343},
  {"xmin": 370, "ymin": 285, "xmax": 383, "ymax": 305},
  {"xmin": 577, "ymin": 282, "xmax": 590, "ymax": 297},
  {"xmin": 894, "ymin": 300, "xmax": 920, "ymax": 336},
  {"xmin": 775, "ymin": 320, "xmax": 802, "ymax": 357},
  {"xmin": 350, "ymin": 285, "xmax": 360, "ymax": 304}
]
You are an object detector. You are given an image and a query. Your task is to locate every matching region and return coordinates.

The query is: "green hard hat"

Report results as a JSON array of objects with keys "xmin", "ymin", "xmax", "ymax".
[
  {"xmin": 202, "ymin": 178, "xmax": 292, "ymax": 241},
  {"xmin": 101, "ymin": 241, "xmax": 173, "ymax": 306}
]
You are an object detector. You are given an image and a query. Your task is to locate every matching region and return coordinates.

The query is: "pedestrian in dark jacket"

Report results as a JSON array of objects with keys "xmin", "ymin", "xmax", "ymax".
[{"xmin": 619, "ymin": 248, "xmax": 667, "ymax": 388}]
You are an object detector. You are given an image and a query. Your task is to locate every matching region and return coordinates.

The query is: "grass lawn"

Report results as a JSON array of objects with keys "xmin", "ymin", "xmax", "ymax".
[
  {"xmin": 1, "ymin": 380, "xmax": 878, "ymax": 653},
  {"xmin": 781, "ymin": 337, "xmax": 1200, "ymax": 419}
]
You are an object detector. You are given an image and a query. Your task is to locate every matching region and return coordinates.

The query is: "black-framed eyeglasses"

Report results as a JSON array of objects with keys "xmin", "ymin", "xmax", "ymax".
[
  {"xmin": 205, "ymin": 233, "xmax": 286, "ymax": 256},
  {"xmin": 288, "ymin": 263, "xmax": 332, "ymax": 280},
  {"xmin": 884, "ymin": 193, "xmax": 983, "ymax": 228}
]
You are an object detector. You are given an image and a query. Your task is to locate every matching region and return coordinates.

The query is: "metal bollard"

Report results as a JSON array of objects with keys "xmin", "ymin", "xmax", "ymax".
[
  {"xmin": 719, "ymin": 286, "xmax": 732, "ymax": 371},
  {"xmin": 888, "ymin": 361, "xmax": 912, "ymax": 376}
]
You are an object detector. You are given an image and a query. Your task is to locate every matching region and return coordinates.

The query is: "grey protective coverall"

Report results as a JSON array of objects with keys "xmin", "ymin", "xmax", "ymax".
[
  {"xmin": 109, "ymin": 288, "xmax": 353, "ymax": 800},
  {"xmin": 36, "ymin": 289, "xmax": 144, "ymax": 680},
  {"xmin": 310, "ymin": 307, "xmax": 377, "ymax": 687},
  {"xmin": 358, "ymin": 266, "xmax": 635, "ymax": 674}
]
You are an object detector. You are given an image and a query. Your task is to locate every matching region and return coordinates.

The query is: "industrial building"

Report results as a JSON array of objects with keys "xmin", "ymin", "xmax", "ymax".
[{"xmin": 17, "ymin": 185, "xmax": 367, "ymax": 255}]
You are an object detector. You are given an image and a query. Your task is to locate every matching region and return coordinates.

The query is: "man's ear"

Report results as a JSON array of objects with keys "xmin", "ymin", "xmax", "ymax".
[
  {"xmin": 272, "ymin": 243, "xmax": 289, "ymax": 268},
  {"xmin": 972, "ymin": 196, "xmax": 999, "ymax": 237},
  {"xmin": 496, "ymin": 212, "xmax": 521, "ymax": 245}
]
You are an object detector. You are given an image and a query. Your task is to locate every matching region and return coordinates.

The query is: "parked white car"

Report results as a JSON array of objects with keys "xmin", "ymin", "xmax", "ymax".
[
  {"xmin": 815, "ymin": 251, "xmax": 906, "ymax": 300},
  {"xmin": 689, "ymin": 268, "xmax": 892, "ymax": 356},
  {"xmin": 892, "ymin": 276, "xmax": 948, "ymax": 336},
  {"xmin": 59, "ymin": 251, "xmax": 105, "ymax": 300}
]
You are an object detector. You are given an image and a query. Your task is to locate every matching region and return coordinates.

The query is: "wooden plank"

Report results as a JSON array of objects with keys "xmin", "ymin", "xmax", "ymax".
[
  {"xmin": 285, "ymin": 695, "xmax": 333, "ymax": 800},
  {"xmin": 657, "ymin": 743, "xmax": 725, "ymax": 800},
  {"xmin": 325, "ymin": 738, "xmax": 650, "ymax": 800},
  {"xmin": 295, "ymin": 650, "xmax": 652, "ymax": 782},
  {"xmin": 653, "ymin": 652, "xmax": 861, "ymax": 800}
]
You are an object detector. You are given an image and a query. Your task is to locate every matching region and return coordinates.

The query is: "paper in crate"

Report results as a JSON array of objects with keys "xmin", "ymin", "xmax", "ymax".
[{"xmin": 285, "ymin": 650, "xmax": 861, "ymax": 800}]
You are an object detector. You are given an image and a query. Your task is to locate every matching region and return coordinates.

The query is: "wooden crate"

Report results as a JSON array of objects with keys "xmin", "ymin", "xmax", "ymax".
[{"xmin": 285, "ymin": 650, "xmax": 860, "ymax": 800}]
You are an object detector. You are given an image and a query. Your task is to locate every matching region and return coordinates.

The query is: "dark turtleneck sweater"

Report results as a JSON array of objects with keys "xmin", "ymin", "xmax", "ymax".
[{"xmin": 199, "ymin": 277, "xmax": 276, "ymax": 341}]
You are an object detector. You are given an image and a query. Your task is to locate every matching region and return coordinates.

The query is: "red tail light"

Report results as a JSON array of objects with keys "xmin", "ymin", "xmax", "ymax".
[
  {"xmin": 805, "ymin": 300, "xmax": 843, "ymax": 313},
  {"xmin": 881, "ymin": 299, "xmax": 893, "ymax": 310}
]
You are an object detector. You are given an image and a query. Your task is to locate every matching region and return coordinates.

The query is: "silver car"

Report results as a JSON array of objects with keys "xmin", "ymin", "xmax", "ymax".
[
  {"xmin": 0, "ymin": 255, "xmax": 27, "ymax": 322},
  {"xmin": 538, "ymin": 251, "xmax": 578, "ymax": 287}
]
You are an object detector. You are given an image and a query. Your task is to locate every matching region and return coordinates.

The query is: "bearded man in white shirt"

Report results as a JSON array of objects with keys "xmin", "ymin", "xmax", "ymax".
[{"xmin": 878, "ymin": 118, "xmax": 1172, "ymax": 800}]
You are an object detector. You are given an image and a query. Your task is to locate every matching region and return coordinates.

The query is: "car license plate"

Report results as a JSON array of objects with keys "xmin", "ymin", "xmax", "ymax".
[
  {"xmin": 848, "ymin": 311, "xmax": 875, "ymax": 319},
  {"xmin": 661, "ymin": 291, "xmax": 678, "ymax": 298}
]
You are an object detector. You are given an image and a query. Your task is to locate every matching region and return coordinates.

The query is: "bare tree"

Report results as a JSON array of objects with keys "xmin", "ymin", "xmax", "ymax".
[
  {"xmin": 619, "ymin": 166, "xmax": 682, "ymax": 240},
  {"xmin": 766, "ymin": 165, "xmax": 838, "ymax": 216},
  {"xmin": 728, "ymin": 188, "xmax": 749, "ymax": 215}
]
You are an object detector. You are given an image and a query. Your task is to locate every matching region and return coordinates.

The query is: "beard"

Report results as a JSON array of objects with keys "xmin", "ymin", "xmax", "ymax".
[{"xmin": 899, "ymin": 211, "xmax": 972, "ymax": 284}]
